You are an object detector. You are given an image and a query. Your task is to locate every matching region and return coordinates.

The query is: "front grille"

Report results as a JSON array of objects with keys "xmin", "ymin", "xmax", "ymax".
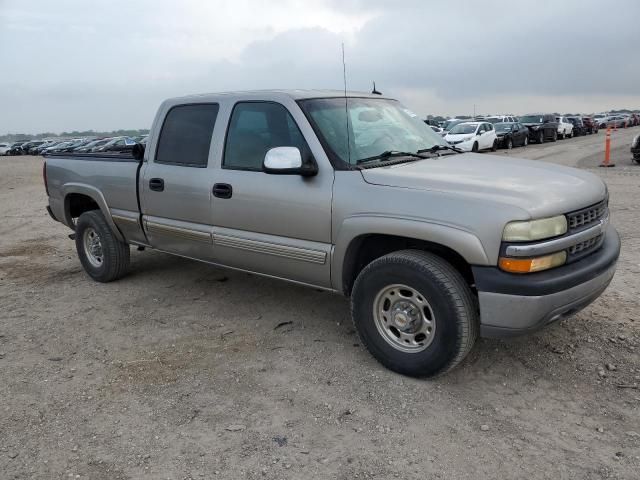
[
  {"xmin": 568, "ymin": 234, "xmax": 603, "ymax": 260},
  {"xmin": 567, "ymin": 200, "xmax": 607, "ymax": 231}
]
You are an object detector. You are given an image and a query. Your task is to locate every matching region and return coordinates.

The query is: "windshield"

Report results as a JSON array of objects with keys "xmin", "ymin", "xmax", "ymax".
[
  {"xmin": 443, "ymin": 119, "xmax": 465, "ymax": 130},
  {"xmin": 448, "ymin": 124, "xmax": 477, "ymax": 135},
  {"xmin": 520, "ymin": 115, "xmax": 543, "ymax": 123},
  {"xmin": 298, "ymin": 97, "xmax": 446, "ymax": 166},
  {"xmin": 495, "ymin": 123, "xmax": 513, "ymax": 132}
]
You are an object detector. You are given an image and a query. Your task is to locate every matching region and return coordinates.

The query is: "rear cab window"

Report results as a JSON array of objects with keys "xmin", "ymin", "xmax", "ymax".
[{"xmin": 155, "ymin": 103, "xmax": 219, "ymax": 167}]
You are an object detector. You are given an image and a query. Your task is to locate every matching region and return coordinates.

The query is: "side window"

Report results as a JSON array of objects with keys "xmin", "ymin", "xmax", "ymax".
[
  {"xmin": 156, "ymin": 103, "xmax": 219, "ymax": 167},
  {"xmin": 486, "ymin": 123, "xmax": 493, "ymax": 131},
  {"xmin": 224, "ymin": 102, "xmax": 310, "ymax": 171}
]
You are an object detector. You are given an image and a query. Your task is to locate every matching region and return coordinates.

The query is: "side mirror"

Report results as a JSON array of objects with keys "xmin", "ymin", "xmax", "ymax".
[
  {"xmin": 132, "ymin": 143, "xmax": 145, "ymax": 161},
  {"xmin": 263, "ymin": 146, "xmax": 317, "ymax": 176}
]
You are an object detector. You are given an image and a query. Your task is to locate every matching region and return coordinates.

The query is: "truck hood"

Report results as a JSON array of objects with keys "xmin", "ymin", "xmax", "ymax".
[{"xmin": 360, "ymin": 153, "xmax": 606, "ymax": 218}]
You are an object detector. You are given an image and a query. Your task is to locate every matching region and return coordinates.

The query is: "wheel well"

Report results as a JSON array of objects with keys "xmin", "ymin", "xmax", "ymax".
[
  {"xmin": 341, "ymin": 234, "xmax": 474, "ymax": 296},
  {"xmin": 65, "ymin": 193, "xmax": 100, "ymax": 224}
]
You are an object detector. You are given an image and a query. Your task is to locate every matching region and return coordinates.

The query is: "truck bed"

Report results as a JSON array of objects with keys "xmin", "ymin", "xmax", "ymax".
[{"xmin": 44, "ymin": 152, "xmax": 144, "ymax": 241}]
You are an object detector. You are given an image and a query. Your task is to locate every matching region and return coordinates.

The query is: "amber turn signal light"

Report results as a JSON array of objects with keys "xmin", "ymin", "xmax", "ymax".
[{"xmin": 499, "ymin": 251, "xmax": 567, "ymax": 274}]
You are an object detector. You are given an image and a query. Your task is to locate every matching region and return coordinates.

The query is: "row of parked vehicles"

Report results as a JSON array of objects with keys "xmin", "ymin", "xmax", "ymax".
[
  {"xmin": 427, "ymin": 112, "xmax": 639, "ymax": 153},
  {"xmin": 0, "ymin": 135, "xmax": 148, "ymax": 156}
]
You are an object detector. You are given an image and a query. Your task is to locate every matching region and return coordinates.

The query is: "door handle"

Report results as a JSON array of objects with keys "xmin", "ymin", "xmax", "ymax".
[
  {"xmin": 149, "ymin": 178, "xmax": 164, "ymax": 192},
  {"xmin": 212, "ymin": 183, "xmax": 233, "ymax": 199}
]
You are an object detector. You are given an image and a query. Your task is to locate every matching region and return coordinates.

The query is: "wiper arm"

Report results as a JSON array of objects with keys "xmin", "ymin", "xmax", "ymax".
[
  {"xmin": 419, "ymin": 144, "xmax": 464, "ymax": 154},
  {"xmin": 355, "ymin": 150, "xmax": 431, "ymax": 165}
]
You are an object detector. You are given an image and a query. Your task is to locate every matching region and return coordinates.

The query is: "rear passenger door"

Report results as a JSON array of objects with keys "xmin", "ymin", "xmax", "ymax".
[
  {"xmin": 210, "ymin": 101, "xmax": 334, "ymax": 288},
  {"xmin": 140, "ymin": 103, "xmax": 219, "ymax": 260}
]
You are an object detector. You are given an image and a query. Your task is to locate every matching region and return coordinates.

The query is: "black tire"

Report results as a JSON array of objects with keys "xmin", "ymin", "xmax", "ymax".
[
  {"xmin": 351, "ymin": 250, "xmax": 479, "ymax": 377},
  {"xmin": 491, "ymin": 140, "xmax": 497, "ymax": 152},
  {"xmin": 523, "ymin": 135, "xmax": 529, "ymax": 147},
  {"xmin": 506, "ymin": 138, "xmax": 513, "ymax": 150},
  {"xmin": 551, "ymin": 130, "xmax": 557, "ymax": 142},
  {"xmin": 471, "ymin": 142, "xmax": 479, "ymax": 153},
  {"xmin": 75, "ymin": 210, "xmax": 130, "ymax": 282},
  {"xmin": 538, "ymin": 131, "xmax": 544, "ymax": 143}
]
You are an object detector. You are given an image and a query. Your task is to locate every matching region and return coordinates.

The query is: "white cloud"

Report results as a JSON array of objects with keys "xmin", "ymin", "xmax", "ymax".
[{"xmin": 0, "ymin": 0, "xmax": 638, "ymax": 133}]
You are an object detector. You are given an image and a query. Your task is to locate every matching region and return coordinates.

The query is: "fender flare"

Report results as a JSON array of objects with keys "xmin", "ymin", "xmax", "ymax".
[
  {"xmin": 331, "ymin": 215, "xmax": 490, "ymax": 293},
  {"xmin": 61, "ymin": 183, "xmax": 125, "ymax": 242}
]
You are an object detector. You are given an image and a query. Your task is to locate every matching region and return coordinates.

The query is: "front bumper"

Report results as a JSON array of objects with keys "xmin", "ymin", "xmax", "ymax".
[{"xmin": 473, "ymin": 226, "xmax": 620, "ymax": 338}]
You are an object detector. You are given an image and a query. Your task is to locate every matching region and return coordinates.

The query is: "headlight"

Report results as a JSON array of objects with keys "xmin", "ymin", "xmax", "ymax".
[
  {"xmin": 463, "ymin": 136, "xmax": 472, "ymax": 141},
  {"xmin": 502, "ymin": 215, "xmax": 567, "ymax": 242}
]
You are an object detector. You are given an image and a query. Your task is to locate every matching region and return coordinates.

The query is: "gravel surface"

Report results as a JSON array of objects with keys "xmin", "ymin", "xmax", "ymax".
[{"xmin": 1, "ymin": 129, "xmax": 639, "ymax": 479}]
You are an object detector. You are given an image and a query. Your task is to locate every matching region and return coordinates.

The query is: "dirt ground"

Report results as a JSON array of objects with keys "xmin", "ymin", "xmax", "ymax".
[{"xmin": 1, "ymin": 129, "xmax": 639, "ymax": 480}]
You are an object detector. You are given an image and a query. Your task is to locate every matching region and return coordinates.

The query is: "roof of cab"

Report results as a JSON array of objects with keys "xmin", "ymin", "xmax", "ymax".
[{"xmin": 167, "ymin": 89, "xmax": 392, "ymax": 103}]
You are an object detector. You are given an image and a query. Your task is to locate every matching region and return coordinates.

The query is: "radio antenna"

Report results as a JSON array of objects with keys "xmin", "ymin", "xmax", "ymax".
[{"xmin": 342, "ymin": 42, "xmax": 351, "ymax": 163}]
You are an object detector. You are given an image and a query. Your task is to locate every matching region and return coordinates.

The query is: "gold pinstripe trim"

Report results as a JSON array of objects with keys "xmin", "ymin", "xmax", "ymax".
[
  {"xmin": 112, "ymin": 214, "xmax": 139, "ymax": 225},
  {"xmin": 145, "ymin": 220, "xmax": 212, "ymax": 244},
  {"xmin": 213, "ymin": 234, "xmax": 326, "ymax": 264}
]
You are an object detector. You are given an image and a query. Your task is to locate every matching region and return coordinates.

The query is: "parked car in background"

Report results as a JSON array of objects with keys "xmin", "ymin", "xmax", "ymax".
[
  {"xmin": 444, "ymin": 121, "xmax": 497, "ymax": 152},
  {"xmin": 74, "ymin": 138, "xmax": 110, "ymax": 153},
  {"xmin": 429, "ymin": 125, "xmax": 444, "ymax": 134},
  {"xmin": 494, "ymin": 122, "xmax": 529, "ymax": 149},
  {"xmin": 440, "ymin": 118, "xmax": 468, "ymax": 136},
  {"xmin": 582, "ymin": 117, "xmax": 599, "ymax": 134},
  {"xmin": 630, "ymin": 114, "xmax": 640, "ymax": 127},
  {"xmin": 605, "ymin": 116, "xmax": 627, "ymax": 129},
  {"xmin": 594, "ymin": 114, "xmax": 609, "ymax": 128},
  {"xmin": 0, "ymin": 142, "xmax": 12, "ymax": 155},
  {"xmin": 95, "ymin": 136, "xmax": 137, "ymax": 154},
  {"xmin": 556, "ymin": 116, "xmax": 574, "ymax": 139},
  {"xmin": 632, "ymin": 135, "xmax": 640, "ymax": 163},
  {"xmin": 8, "ymin": 141, "xmax": 28, "ymax": 155},
  {"xmin": 485, "ymin": 115, "xmax": 517, "ymax": 124},
  {"xmin": 520, "ymin": 113, "xmax": 558, "ymax": 143},
  {"xmin": 34, "ymin": 140, "xmax": 62, "ymax": 155},
  {"xmin": 21, "ymin": 140, "xmax": 45, "ymax": 155},
  {"xmin": 567, "ymin": 117, "xmax": 586, "ymax": 136}
]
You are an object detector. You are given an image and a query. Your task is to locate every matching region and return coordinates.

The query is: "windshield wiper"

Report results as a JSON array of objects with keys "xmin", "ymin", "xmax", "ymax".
[
  {"xmin": 355, "ymin": 150, "xmax": 431, "ymax": 165},
  {"xmin": 420, "ymin": 144, "xmax": 464, "ymax": 155}
]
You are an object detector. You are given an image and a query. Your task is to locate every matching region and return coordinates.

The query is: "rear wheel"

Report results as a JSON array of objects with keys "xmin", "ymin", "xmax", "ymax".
[
  {"xmin": 75, "ymin": 210, "xmax": 130, "ymax": 283},
  {"xmin": 351, "ymin": 250, "xmax": 478, "ymax": 377}
]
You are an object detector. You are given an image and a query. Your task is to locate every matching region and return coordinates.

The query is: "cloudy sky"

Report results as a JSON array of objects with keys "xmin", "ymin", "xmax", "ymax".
[{"xmin": 1, "ymin": 0, "xmax": 639, "ymax": 133}]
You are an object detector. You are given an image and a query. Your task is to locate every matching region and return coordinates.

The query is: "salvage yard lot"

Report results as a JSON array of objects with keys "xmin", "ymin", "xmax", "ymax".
[{"xmin": 1, "ymin": 129, "xmax": 639, "ymax": 479}]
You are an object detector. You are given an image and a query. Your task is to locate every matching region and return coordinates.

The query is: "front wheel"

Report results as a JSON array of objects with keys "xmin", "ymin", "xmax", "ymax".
[
  {"xmin": 491, "ymin": 140, "xmax": 497, "ymax": 152},
  {"xmin": 551, "ymin": 130, "xmax": 558, "ymax": 142},
  {"xmin": 523, "ymin": 135, "xmax": 529, "ymax": 147},
  {"xmin": 75, "ymin": 210, "xmax": 130, "ymax": 282},
  {"xmin": 506, "ymin": 138, "xmax": 513, "ymax": 150},
  {"xmin": 471, "ymin": 142, "xmax": 479, "ymax": 153},
  {"xmin": 351, "ymin": 250, "xmax": 479, "ymax": 377},
  {"xmin": 538, "ymin": 131, "xmax": 544, "ymax": 143},
  {"xmin": 560, "ymin": 130, "xmax": 566, "ymax": 140}
]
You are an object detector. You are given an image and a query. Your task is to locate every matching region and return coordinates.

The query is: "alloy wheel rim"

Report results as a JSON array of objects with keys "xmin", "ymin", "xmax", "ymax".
[
  {"xmin": 83, "ymin": 227, "xmax": 104, "ymax": 267},
  {"xmin": 373, "ymin": 284, "xmax": 436, "ymax": 353}
]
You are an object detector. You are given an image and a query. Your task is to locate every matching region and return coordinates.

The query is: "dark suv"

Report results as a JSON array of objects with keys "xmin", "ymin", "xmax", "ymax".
[
  {"xmin": 582, "ymin": 117, "xmax": 599, "ymax": 134},
  {"xmin": 519, "ymin": 113, "xmax": 558, "ymax": 143}
]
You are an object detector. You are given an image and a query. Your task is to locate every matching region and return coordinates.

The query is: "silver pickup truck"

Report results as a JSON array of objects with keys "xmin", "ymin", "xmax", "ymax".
[{"xmin": 44, "ymin": 90, "xmax": 620, "ymax": 377}]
